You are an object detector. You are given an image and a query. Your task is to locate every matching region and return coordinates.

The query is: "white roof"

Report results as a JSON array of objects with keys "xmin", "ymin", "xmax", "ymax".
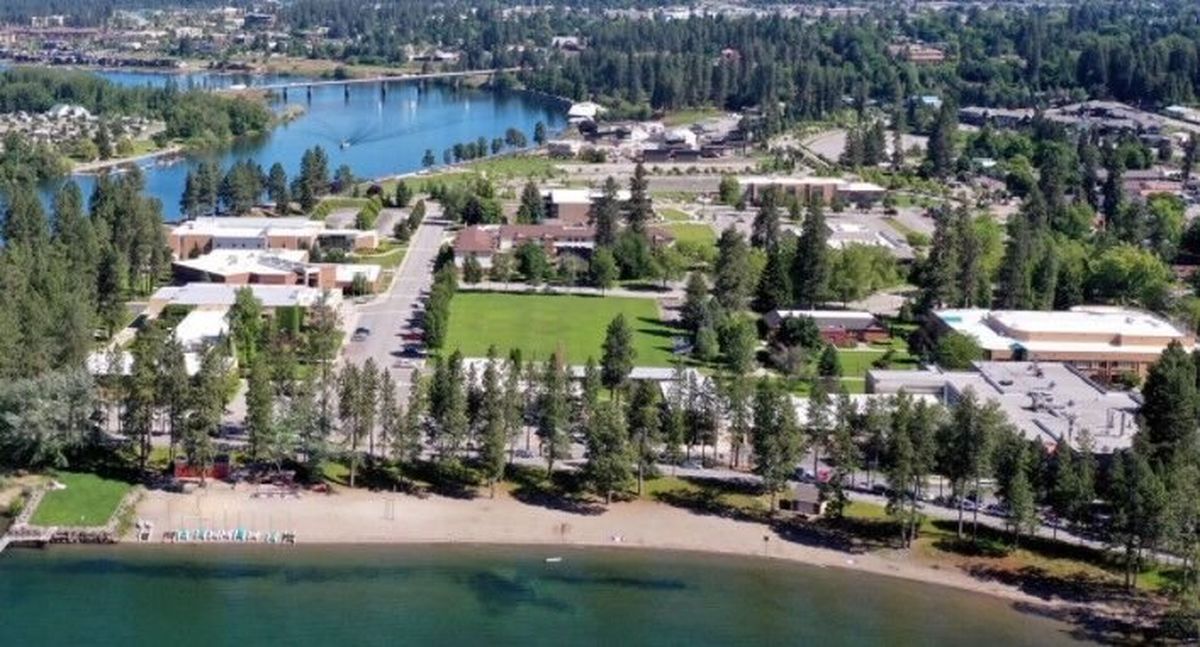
[
  {"xmin": 990, "ymin": 307, "xmax": 1183, "ymax": 338},
  {"xmin": 175, "ymin": 216, "xmax": 318, "ymax": 232},
  {"xmin": 567, "ymin": 101, "xmax": 604, "ymax": 118},
  {"xmin": 840, "ymin": 181, "xmax": 885, "ymax": 193},
  {"xmin": 152, "ymin": 283, "xmax": 342, "ymax": 309},
  {"xmin": 936, "ymin": 306, "xmax": 1189, "ymax": 353},
  {"xmin": 174, "ymin": 249, "xmax": 309, "ymax": 278},
  {"xmin": 174, "ymin": 308, "xmax": 230, "ymax": 349},
  {"xmin": 330, "ymin": 263, "xmax": 381, "ymax": 283},
  {"xmin": 545, "ymin": 188, "xmax": 592, "ymax": 204}
]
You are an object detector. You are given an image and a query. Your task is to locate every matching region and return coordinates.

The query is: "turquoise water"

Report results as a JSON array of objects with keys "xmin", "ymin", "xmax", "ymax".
[
  {"xmin": 62, "ymin": 70, "xmax": 566, "ymax": 219},
  {"xmin": 0, "ymin": 544, "xmax": 1092, "ymax": 646}
]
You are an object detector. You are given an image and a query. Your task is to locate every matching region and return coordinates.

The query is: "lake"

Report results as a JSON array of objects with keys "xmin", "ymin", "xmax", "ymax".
[
  {"xmin": 67, "ymin": 69, "xmax": 567, "ymax": 220},
  {"xmin": 0, "ymin": 544, "xmax": 1093, "ymax": 646}
]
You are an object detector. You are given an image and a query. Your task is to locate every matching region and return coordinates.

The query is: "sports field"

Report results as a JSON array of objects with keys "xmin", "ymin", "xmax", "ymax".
[{"xmin": 444, "ymin": 292, "xmax": 679, "ymax": 365}]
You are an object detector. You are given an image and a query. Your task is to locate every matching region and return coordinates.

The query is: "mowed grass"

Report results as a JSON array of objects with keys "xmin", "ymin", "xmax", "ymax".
[
  {"xmin": 445, "ymin": 293, "xmax": 679, "ymax": 365},
  {"xmin": 667, "ymin": 223, "xmax": 717, "ymax": 246},
  {"xmin": 30, "ymin": 472, "xmax": 132, "ymax": 527},
  {"xmin": 659, "ymin": 207, "xmax": 692, "ymax": 222},
  {"xmin": 352, "ymin": 245, "xmax": 407, "ymax": 268}
]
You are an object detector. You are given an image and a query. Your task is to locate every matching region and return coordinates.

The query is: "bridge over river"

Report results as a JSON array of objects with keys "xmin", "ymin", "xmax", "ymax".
[{"xmin": 219, "ymin": 67, "xmax": 523, "ymax": 95}]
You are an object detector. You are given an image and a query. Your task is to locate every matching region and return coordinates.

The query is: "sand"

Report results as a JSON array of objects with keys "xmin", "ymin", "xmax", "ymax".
[{"xmin": 136, "ymin": 485, "xmax": 1071, "ymax": 611}]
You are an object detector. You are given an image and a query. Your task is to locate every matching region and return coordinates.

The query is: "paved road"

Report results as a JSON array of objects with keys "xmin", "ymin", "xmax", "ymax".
[{"xmin": 342, "ymin": 220, "xmax": 448, "ymax": 396}]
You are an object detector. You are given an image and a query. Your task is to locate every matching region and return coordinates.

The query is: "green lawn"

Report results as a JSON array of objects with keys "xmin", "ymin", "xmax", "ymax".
[
  {"xmin": 836, "ymin": 346, "xmax": 918, "ymax": 378},
  {"xmin": 662, "ymin": 107, "xmax": 722, "ymax": 126},
  {"xmin": 468, "ymin": 155, "xmax": 562, "ymax": 179},
  {"xmin": 659, "ymin": 207, "xmax": 692, "ymax": 222},
  {"xmin": 30, "ymin": 472, "xmax": 132, "ymax": 527},
  {"xmin": 667, "ymin": 223, "xmax": 717, "ymax": 246},
  {"xmin": 352, "ymin": 245, "xmax": 407, "ymax": 269},
  {"xmin": 318, "ymin": 196, "xmax": 370, "ymax": 210},
  {"xmin": 444, "ymin": 292, "xmax": 679, "ymax": 365}
]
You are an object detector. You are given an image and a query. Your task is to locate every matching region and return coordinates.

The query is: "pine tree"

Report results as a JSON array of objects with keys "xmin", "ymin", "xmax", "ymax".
[
  {"xmin": 585, "ymin": 401, "xmax": 633, "ymax": 504},
  {"xmin": 754, "ymin": 247, "xmax": 791, "ymax": 313},
  {"xmin": 601, "ymin": 314, "xmax": 636, "ymax": 394},
  {"xmin": 516, "ymin": 180, "xmax": 544, "ymax": 223},
  {"xmin": 917, "ymin": 206, "xmax": 960, "ymax": 311},
  {"xmin": 925, "ymin": 98, "xmax": 958, "ymax": 178},
  {"xmin": 751, "ymin": 187, "xmax": 781, "ymax": 250},
  {"xmin": 593, "ymin": 176, "xmax": 621, "ymax": 246},
  {"xmin": 792, "ymin": 198, "xmax": 829, "ymax": 308},
  {"xmin": 245, "ymin": 355, "xmax": 274, "ymax": 462},
  {"xmin": 627, "ymin": 162, "xmax": 652, "ymax": 233},
  {"xmin": 627, "ymin": 379, "xmax": 661, "ymax": 495},
  {"xmin": 713, "ymin": 227, "xmax": 752, "ymax": 310},
  {"xmin": 752, "ymin": 378, "xmax": 803, "ymax": 511},
  {"xmin": 267, "ymin": 162, "xmax": 290, "ymax": 214},
  {"xmin": 479, "ymin": 351, "xmax": 508, "ymax": 497},
  {"xmin": 536, "ymin": 352, "xmax": 569, "ymax": 473}
]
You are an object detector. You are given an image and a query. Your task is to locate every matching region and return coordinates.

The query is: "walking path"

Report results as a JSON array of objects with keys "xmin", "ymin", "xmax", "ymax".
[{"xmin": 461, "ymin": 281, "xmax": 684, "ymax": 300}]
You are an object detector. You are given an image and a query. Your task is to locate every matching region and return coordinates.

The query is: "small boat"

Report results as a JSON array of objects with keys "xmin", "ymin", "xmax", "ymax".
[
  {"xmin": 340, "ymin": 140, "xmax": 351, "ymax": 149},
  {"xmin": 544, "ymin": 557, "xmax": 563, "ymax": 563}
]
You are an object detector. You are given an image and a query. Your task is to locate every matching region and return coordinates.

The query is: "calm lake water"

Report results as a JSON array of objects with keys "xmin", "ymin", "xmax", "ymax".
[
  {"xmin": 0, "ymin": 544, "xmax": 1093, "ymax": 646},
  {"xmin": 66, "ymin": 69, "xmax": 566, "ymax": 220}
]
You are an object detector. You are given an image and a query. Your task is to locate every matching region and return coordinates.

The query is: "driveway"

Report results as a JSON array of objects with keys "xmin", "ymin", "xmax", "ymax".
[{"xmin": 342, "ymin": 220, "xmax": 448, "ymax": 398}]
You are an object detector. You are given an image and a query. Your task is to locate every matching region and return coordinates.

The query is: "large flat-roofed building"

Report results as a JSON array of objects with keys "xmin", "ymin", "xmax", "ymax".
[
  {"xmin": 541, "ymin": 188, "xmax": 633, "ymax": 226},
  {"xmin": 168, "ymin": 217, "xmax": 378, "ymax": 259},
  {"xmin": 932, "ymin": 306, "xmax": 1193, "ymax": 379},
  {"xmin": 149, "ymin": 283, "xmax": 342, "ymax": 312},
  {"xmin": 738, "ymin": 176, "xmax": 886, "ymax": 207},
  {"xmin": 867, "ymin": 361, "xmax": 1141, "ymax": 454},
  {"xmin": 452, "ymin": 223, "xmax": 675, "ymax": 269},
  {"xmin": 171, "ymin": 249, "xmax": 381, "ymax": 293}
]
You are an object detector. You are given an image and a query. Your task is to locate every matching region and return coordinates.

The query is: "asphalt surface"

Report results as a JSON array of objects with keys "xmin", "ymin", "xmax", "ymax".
[{"xmin": 342, "ymin": 219, "xmax": 448, "ymax": 397}]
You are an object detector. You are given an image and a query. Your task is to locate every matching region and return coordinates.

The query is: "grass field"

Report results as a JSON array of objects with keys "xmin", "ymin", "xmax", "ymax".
[
  {"xmin": 662, "ymin": 107, "xmax": 723, "ymax": 126},
  {"xmin": 444, "ymin": 292, "xmax": 679, "ymax": 365},
  {"xmin": 658, "ymin": 207, "xmax": 693, "ymax": 222},
  {"xmin": 835, "ymin": 346, "xmax": 918, "ymax": 378},
  {"xmin": 667, "ymin": 223, "xmax": 717, "ymax": 246},
  {"xmin": 30, "ymin": 472, "xmax": 132, "ymax": 527},
  {"xmin": 352, "ymin": 245, "xmax": 407, "ymax": 269},
  {"xmin": 468, "ymin": 155, "xmax": 563, "ymax": 179}
]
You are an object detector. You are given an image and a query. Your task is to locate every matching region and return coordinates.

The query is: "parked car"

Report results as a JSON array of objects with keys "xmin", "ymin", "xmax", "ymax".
[{"xmin": 351, "ymin": 327, "xmax": 371, "ymax": 342}]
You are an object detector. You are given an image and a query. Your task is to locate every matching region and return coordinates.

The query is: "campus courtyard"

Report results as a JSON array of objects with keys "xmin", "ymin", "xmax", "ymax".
[{"xmin": 443, "ymin": 292, "xmax": 679, "ymax": 366}]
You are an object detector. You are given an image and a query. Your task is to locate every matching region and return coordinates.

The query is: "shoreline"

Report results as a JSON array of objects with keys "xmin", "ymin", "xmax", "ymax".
[
  {"xmin": 72, "ymin": 145, "xmax": 184, "ymax": 174},
  {"xmin": 125, "ymin": 486, "xmax": 1116, "ymax": 619}
]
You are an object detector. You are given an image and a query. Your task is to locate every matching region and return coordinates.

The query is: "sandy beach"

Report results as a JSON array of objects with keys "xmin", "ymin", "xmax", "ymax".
[{"xmin": 135, "ymin": 486, "xmax": 1081, "ymax": 612}]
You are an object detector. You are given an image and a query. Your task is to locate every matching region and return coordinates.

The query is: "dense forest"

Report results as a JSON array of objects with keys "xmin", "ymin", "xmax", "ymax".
[{"xmin": 262, "ymin": 2, "xmax": 1200, "ymax": 127}]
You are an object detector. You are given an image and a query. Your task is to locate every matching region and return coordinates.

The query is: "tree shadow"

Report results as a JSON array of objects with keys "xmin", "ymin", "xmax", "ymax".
[
  {"xmin": 649, "ymin": 475, "xmax": 769, "ymax": 525},
  {"xmin": 506, "ymin": 465, "xmax": 605, "ymax": 516}
]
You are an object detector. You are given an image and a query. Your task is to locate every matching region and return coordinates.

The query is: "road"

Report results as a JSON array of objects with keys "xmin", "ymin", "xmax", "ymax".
[{"xmin": 342, "ymin": 220, "xmax": 448, "ymax": 397}]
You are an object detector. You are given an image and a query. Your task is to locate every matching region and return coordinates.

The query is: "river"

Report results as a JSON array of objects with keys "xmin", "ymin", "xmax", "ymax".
[
  {"xmin": 66, "ymin": 69, "xmax": 567, "ymax": 220},
  {"xmin": 0, "ymin": 544, "xmax": 1092, "ymax": 646}
]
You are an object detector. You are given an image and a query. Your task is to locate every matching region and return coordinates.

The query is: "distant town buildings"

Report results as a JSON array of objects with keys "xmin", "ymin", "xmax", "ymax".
[{"xmin": 888, "ymin": 43, "xmax": 946, "ymax": 65}]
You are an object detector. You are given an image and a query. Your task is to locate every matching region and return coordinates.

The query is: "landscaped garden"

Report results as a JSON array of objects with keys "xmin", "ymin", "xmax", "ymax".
[{"xmin": 443, "ymin": 292, "xmax": 679, "ymax": 365}]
